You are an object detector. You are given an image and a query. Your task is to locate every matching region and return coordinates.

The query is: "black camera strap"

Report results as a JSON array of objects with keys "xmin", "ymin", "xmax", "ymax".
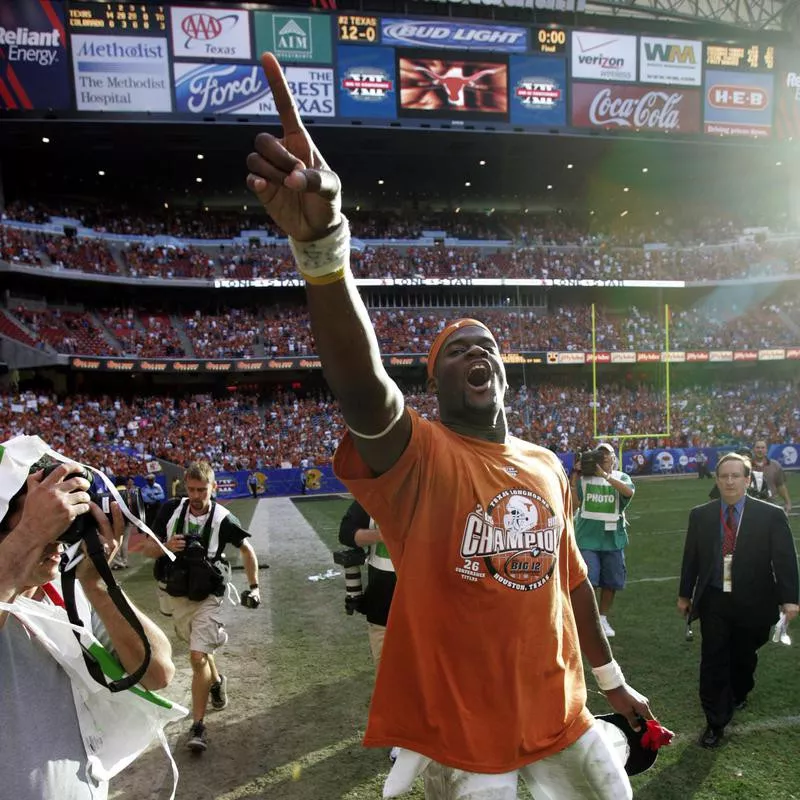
[
  {"xmin": 176, "ymin": 499, "xmax": 219, "ymax": 559},
  {"xmin": 61, "ymin": 526, "xmax": 152, "ymax": 693}
]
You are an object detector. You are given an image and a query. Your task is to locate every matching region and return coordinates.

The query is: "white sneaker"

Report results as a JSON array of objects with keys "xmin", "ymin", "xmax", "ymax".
[{"xmin": 600, "ymin": 616, "xmax": 616, "ymax": 638}]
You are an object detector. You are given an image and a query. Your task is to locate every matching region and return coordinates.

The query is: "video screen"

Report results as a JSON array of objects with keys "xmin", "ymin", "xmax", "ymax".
[{"xmin": 397, "ymin": 51, "xmax": 509, "ymax": 121}]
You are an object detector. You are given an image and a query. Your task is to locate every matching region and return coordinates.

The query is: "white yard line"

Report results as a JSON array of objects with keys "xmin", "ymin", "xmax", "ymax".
[
  {"xmin": 214, "ymin": 733, "xmax": 364, "ymax": 800},
  {"xmin": 731, "ymin": 715, "xmax": 800, "ymax": 735}
]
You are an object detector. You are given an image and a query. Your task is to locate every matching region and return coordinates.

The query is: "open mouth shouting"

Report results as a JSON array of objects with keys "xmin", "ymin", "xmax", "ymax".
[{"xmin": 466, "ymin": 360, "xmax": 493, "ymax": 392}]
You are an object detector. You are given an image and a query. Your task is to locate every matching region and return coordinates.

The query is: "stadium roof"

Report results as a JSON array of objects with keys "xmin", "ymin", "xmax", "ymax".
[
  {"xmin": 0, "ymin": 118, "xmax": 792, "ymax": 219},
  {"xmin": 262, "ymin": 0, "xmax": 799, "ymax": 33}
]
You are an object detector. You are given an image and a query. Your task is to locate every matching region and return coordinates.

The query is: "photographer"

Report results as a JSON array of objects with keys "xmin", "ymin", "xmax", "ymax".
[
  {"xmin": 572, "ymin": 443, "xmax": 635, "ymax": 638},
  {"xmin": 141, "ymin": 460, "xmax": 260, "ymax": 754},
  {"xmin": 752, "ymin": 440, "xmax": 792, "ymax": 513},
  {"xmin": 0, "ymin": 437, "xmax": 175, "ymax": 800},
  {"xmin": 338, "ymin": 499, "xmax": 396, "ymax": 667}
]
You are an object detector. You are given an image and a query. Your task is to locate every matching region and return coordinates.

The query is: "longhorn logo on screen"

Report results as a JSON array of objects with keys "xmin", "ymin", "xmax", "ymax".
[{"xmin": 416, "ymin": 65, "xmax": 502, "ymax": 106}]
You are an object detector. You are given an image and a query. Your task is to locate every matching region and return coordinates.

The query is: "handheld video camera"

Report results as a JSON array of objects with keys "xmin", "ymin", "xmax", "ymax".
[
  {"xmin": 579, "ymin": 449, "xmax": 603, "ymax": 476},
  {"xmin": 42, "ymin": 463, "xmax": 113, "ymax": 545},
  {"xmin": 332, "ymin": 547, "xmax": 367, "ymax": 615}
]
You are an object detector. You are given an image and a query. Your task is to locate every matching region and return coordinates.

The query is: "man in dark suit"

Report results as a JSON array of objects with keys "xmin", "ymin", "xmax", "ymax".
[{"xmin": 678, "ymin": 452, "xmax": 799, "ymax": 749}]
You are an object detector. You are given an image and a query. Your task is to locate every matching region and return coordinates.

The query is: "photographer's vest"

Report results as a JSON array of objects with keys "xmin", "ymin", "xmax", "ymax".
[
  {"xmin": 366, "ymin": 517, "xmax": 395, "ymax": 575},
  {"xmin": 749, "ymin": 470, "xmax": 771, "ymax": 500},
  {"xmin": 579, "ymin": 474, "xmax": 624, "ymax": 531},
  {"xmin": 165, "ymin": 499, "xmax": 231, "ymax": 560}
]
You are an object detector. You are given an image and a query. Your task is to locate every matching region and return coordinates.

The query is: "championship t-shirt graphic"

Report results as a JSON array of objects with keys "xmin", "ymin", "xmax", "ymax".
[{"xmin": 460, "ymin": 488, "xmax": 560, "ymax": 591}]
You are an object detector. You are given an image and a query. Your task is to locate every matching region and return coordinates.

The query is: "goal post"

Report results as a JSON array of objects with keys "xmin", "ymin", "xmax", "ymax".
[{"xmin": 591, "ymin": 303, "xmax": 672, "ymax": 463}]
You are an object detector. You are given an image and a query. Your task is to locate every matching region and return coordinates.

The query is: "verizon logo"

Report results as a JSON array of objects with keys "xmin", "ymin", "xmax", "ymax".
[{"xmin": 577, "ymin": 54, "xmax": 624, "ymax": 68}]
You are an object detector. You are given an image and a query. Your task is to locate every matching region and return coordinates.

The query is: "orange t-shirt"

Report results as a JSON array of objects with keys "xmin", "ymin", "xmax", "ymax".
[{"xmin": 333, "ymin": 409, "xmax": 592, "ymax": 773}]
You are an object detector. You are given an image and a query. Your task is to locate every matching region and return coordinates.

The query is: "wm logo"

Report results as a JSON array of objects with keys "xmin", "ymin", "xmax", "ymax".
[{"xmin": 645, "ymin": 43, "xmax": 696, "ymax": 64}]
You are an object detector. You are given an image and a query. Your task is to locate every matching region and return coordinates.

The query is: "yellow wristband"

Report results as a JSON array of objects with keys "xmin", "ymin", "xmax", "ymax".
[
  {"xmin": 303, "ymin": 267, "xmax": 347, "ymax": 286},
  {"xmin": 289, "ymin": 217, "xmax": 351, "ymax": 284}
]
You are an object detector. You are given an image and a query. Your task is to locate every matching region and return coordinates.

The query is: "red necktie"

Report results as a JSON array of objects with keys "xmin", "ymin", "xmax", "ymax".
[{"xmin": 723, "ymin": 505, "xmax": 737, "ymax": 556}]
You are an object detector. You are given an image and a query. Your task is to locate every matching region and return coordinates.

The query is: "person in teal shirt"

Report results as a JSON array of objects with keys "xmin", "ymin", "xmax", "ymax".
[{"xmin": 572, "ymin": 443, "xmax": 635, "ymax": 638}]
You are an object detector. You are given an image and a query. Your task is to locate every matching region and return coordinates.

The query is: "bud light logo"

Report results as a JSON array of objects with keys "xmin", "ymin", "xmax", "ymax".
[{"xmin": 175, "ymin": 64, "xmax": 269, "ymax": 114}]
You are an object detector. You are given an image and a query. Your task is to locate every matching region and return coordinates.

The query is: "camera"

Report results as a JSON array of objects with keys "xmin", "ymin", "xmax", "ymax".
[
  {"xmin": 332, "ymin": 547, "xmax": 367, "ymax": 615},
  {"xmin": 579, "ymin": 449, "xmax": 602, "ymax": 476},
  {"xmin": 181, "ymin": 533, "xmax": 206, "ymax": 561},
  {"xmin": 42, "ymin": 463, "xmax": 113, "ymax": 545},
  {"xmin": 241, "ymin": 588, "xmax": 261, "ymax": 609}
]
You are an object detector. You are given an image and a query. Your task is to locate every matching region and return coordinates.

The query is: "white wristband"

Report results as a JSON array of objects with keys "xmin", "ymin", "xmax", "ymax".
[
  {"xmin": 591, "ymin": 659, "xmax": 626, "ymax": 692},
  {"xmin": 289, "ymin": 216, "xmax": 351, "ymax": 285}
]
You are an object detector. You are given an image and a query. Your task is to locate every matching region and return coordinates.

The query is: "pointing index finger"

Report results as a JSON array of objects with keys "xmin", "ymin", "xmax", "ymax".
[{"xmin": 261, "ymin": 52, "xmax": 302, "ymax": 135}]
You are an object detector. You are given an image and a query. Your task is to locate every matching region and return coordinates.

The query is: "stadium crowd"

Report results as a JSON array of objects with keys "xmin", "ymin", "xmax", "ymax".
[
  {"xmin": 1, "ymin": 380, "xmax": 796, "ymax": 478},
  {"xmin": 3, "ymin": 207, "xmax": 798, "ymax": 283},
  {"xmin": 8, "ymin": 292, "xmax": 800, "ymax": 358}
]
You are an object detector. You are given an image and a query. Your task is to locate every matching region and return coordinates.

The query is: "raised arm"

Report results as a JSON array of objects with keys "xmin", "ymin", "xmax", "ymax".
[{"xmin": 246, "ymin": 53, "xmax": 410, "ymax": 475}]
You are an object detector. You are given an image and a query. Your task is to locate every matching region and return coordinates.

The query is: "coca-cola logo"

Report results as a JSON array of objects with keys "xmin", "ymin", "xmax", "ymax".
[
  {"xmin": 590, "ymin": 87, "xmax": 684, "ymax": 130},
  {"xmin": 573, "ymin": 83, "xmax": 701, "ymax": 133}
]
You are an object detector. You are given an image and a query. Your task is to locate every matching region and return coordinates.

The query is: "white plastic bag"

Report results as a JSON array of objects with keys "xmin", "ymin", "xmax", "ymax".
[
  {"xmin": 772, "ymin": 612, "xmax": 791, "ymax": 646},
  {"xmin": 0, "ymin": 591, "xmax": 187, "ymax": 798}
]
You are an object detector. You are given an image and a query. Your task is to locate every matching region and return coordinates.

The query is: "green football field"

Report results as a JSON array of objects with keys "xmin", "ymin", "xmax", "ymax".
[{"xmin": 115, "ymin": 473, "xmax": 800, "ymax": 800}]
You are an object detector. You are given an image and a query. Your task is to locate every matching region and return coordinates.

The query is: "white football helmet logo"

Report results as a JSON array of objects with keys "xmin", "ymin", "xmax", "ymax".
[
  {"xmin": 782, "ymin": 446, "xmax": 798, "ymax": 466},
  {"xmin": 655, "ymin": 452, "xmax": 674, "ymax": 471},
  {"xmin": 504, "ymin": 495, "xmax": 538, "ymax": 534}
]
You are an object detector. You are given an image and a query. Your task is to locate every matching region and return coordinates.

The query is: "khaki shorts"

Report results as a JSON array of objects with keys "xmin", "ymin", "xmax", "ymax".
[
  {"xmin": 368, "ymin": 622, "xmax": 387, "ymax": 667},
  {"xmin": 170, "ymin": 594, "xmax": 228, "ymax": 654}
]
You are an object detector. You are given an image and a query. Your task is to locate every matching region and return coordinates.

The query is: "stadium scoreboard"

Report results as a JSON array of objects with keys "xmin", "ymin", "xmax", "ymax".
[
  {"xmin": 337, "ymin": 15, "xmax": 379, "ymax": 44},
  {"xmin": 68, "ymin": 3, "xmax": 167, "ymax": 34},
  {"xmin": 532, "ymin": 25, "xmax": 567, "ymax": 56},
  {"xmin": 705, "ymin": 42, "xmax": 775, "ymax": 71},
  {"xmin": 3, "ymin": 1, "xmax": 795, "ymax": 141}
]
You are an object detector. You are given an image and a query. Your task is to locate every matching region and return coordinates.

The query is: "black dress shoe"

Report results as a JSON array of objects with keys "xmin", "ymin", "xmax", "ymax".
[{"xmin": 700, "ymin": 726, "xmax": 724, "ymax": 749}]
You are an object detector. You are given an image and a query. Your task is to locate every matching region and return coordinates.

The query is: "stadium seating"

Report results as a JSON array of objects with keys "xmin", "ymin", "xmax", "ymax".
[
  {"xmin": 5, "ymin": 293, "xmax": 800, "ymax": 357},
  {"xmin": 2, "ymin": 381, "xmax": 796, "ymax": 476}
]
